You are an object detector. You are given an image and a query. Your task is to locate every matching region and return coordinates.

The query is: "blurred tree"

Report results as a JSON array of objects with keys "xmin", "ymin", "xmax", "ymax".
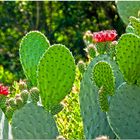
[
  {"xmin": 0, "ymin": 1, "xmax": 125, "ymax": 79},
  {"xmin": 44, "ymin": 1, "xmax": 125, "ymax": 61},
  {"xmin": 0, "ymin": 1, "xmax": 36, "ymax": 79}
]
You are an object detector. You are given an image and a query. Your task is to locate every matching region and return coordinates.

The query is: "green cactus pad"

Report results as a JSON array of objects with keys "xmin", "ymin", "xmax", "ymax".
[
  {"xmin": 129, "ymin": 16, "xmax": 140, "ymax": 35},
  {"xmin": 0, "ymin": 109, "xmax": 9, "ymax": 139},
  {"xmin": 116, "ymin": 33, "xmax": 140, "ymax": 84},
  {"xmin": 98, "ymin": 86, "xmax": 109, "ymax": 112},
  {"xmin": 12, "ymin": 103, "xmax": 59, "ymax": 139},
  {"xmin": 107, "ymin": 83, "xmax": 140, "ymax": 139},
  {"xmin": 50, "ymin": 103, "xmax": 64, "ymax": 115},
  {"xmin": 37, "ymin": 44, "xmax": 76, "ymax": 110},
  {"xmin": 79, "ymin": 55, "xmax": 123, "ymax": 139},
  {"xmin": 19, "ymin": 31, "xmax": 50, "ymax": 86},
  {"xmin": 93, "ymin": 61, "xmax": 115, "ymax": 96},
  {"xmin": 116, "ymin": 1, "xmax": 140, "ymax": 24}
]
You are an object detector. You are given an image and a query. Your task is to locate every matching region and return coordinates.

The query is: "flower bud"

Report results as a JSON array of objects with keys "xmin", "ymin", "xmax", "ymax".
[
  {"xmin": 19, "ymin": 80, "xmax": 27, "ymax": 91},
  {"xmin": 6, "ymin": 98, "xmax": 17, "ymax": 110},
  {"xmin": 29, "ymin": 87, "xmax": 39, "ymax": 103},
  {"xmin": 5, "ymin": 106, "xmax": 14, "ymax": 120},
  {"xmin": 50, "ymin": 103, "xmax": 64, "ymax": 115},
  {"xmin": 77, "ymin": 60, "xmax": 86, "ymax": 74},
  {"xmin": 15, "ymin": 94, "xmax": 24, "ymax": 109},
  {"xmin": 87, "ymin": 44, "xmax": 97, "ymax": 58},
  {"xmin": 20, "ymin": 90, "xmax": 29, "ymax": 103}
]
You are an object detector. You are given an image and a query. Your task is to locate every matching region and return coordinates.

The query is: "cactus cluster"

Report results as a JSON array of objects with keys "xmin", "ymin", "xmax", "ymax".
[
  {"xmin": 0, "ymin": 31, "xmax": 76, "ymax": 139},
  {"xmin": 79, "ymin": 16, "xmax": 140, "ymax": 139}
]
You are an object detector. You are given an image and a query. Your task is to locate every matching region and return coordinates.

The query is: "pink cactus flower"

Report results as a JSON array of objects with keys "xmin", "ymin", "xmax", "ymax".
[
  {"xmin": 0, "ymin": 83, "xmax": 9, "ymax": 96},
  {"xmin": 93, "ymin": 30, "xmax": 117, "ymax": 43}
]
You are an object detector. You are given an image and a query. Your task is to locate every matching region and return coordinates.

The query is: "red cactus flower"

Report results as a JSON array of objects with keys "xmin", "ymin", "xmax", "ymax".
[
  {"xmin": 0, "ymin": 84, "xmax": 9, "ymax": 96},
  {"xmin": 93, "ymin": 30, "xmax": 117, "ymax": 43}
]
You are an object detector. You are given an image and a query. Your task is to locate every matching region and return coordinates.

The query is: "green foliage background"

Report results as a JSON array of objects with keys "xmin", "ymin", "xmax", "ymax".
[
  {"xmin": 0, "ymin": 1, "xmax": 126, "ymax": 139},
  {"xmin": 0, "ymin": 1, "xmax": 125, "ymax": 80}
]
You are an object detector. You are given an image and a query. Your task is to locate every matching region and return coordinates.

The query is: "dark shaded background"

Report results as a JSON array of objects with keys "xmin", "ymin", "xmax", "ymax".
[{"xmin": 0, "ymin": 1, "xmax": 125, "ymax": 79}]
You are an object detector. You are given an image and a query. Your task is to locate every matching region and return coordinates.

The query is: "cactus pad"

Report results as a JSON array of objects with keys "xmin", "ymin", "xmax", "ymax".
[
  {"xmin": 98, "ymin": 86, "xmax": 109, "ymax": 112},
  {"xmin": 93, "ymin": 61, "xmax": 115, "ymax": 96},
  {"xmin": 116, "ymin": 1, "xmax": 140, "ymax": 24},
  {"xmin": 20, "ymin": 31, "xmax": 50, "ymax": 86},
  {"xmin": 116, "ymin": 33, "xmax": 140, "ymax": 84},
  {"xmin": 37, "ymin": 44, "xmax": 76, "ymax": 110},
  {"xmin": 12, "ymin": 103, "xmax": 59, "ymax": 139},
  {"xmin": 107, "ymin": 83, "xmax": 140, "ymax": 139},
  {"xmin": 129, "ymin": 16, "xmax": 140, "ymax": 35}
]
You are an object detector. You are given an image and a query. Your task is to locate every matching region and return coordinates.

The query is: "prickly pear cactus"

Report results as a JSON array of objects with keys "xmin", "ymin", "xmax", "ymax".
[
  {"xmin": 20, "ymin": 31, "xmax": 50, "ymax": 86},
  {"xmin": 92, "ymin": 61, "xmax": 115, "ymax": 112},
  {"xmin": 37, "ymin": 44, "xmax": 76, "ymax": 111},
  {"xmin": 12, "ymin": 102, "xmax": 59, "ymax": 139},
  {"xmin": 79, "ymin": 55, "xmax": 123, "ymax": 139},
  {"xmin": 116, "ymin": 1, "xmax": 140, "ymax": 24},
  {"xmin": 107, "ymin": 83, "xmax": 140, "ymax": 139},
  {"xmin": 116, "ymin": 33, "xmax": 140, "ymax": 85}
]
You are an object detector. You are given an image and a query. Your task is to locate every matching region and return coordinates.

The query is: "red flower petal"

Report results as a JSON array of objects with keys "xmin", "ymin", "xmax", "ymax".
[
  {"xmin": 93, "ymin": 30, "xmax": 117, "ymax": 43},
  {"xmin": 0, "ymin": 83, "xmax": 9, "ymax": 96}
]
